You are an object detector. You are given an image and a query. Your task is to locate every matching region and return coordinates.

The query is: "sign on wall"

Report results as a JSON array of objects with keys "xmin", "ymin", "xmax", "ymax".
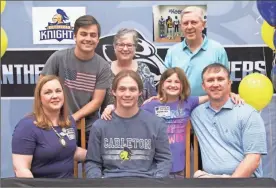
[
  {"xmin": 1, "ymin": 30, "xmax": 275, "ymax": 97},
  {"xmin": 152, "ymin": 5, "xmax": 207, "ymax": 43},
  {"xmin": 32, "ymin": 7, "xmax": 86, "ymax": 44}
]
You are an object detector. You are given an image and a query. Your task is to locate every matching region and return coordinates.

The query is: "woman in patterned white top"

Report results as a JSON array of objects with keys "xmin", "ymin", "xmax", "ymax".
[{"xmin": 100, "ymin": 28, "xmax": 157, "ymax": 114}]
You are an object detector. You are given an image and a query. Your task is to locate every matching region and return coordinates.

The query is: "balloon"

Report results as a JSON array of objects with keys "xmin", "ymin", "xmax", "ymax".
[
  {"xmin": 238, "ymin": 73, "xmax": 273, "ymax": 111},
  {"xmin": 1, "ymin": 27, "xmax": 8, "ymax": 58},
  {"xmin": 1, "ymin": 0, "xmax": 6, "ymax": 14},
  {"xmin": 273, "ymin": 29, "xmax": 276, "ymax": 48},
  {"xmin": 272, "ymin": 64, "xmax": 276, "ymax": 90},
  {"xmin": 261, "ymin": 21, "xmax": 276, "ymax": 50},
  {"xmin": 257, "ymin": 0, "xmax": 276, "ymax": 27}
]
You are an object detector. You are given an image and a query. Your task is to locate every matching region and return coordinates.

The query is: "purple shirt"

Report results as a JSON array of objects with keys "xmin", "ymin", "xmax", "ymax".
[
  {"xmin": 12, "ymin": 115, "xmax": 77, "ymax": 178},
  {"xmin": 141, "ymin": 96, "xmax": 199, "ymax": 172}
]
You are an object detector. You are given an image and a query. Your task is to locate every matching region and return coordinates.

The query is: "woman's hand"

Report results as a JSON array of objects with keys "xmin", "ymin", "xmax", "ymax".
[
  {"xmin": 74, "ymin": 147, "xmax": 87, "ymax": 162},
  {"xmin": 100, "ymin": 105, "xmax": 115, "ymax": 120}
]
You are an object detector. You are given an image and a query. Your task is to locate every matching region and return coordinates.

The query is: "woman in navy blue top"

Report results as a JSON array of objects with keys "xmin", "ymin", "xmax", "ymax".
[{"xmin": 12, "ymin": 75, "xmax": 87, "ymax": 178}]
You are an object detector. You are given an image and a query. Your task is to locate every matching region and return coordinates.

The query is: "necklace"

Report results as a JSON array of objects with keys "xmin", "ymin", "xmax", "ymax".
[{"xmin": 51, "ymin": 126, "xmax": 67, "ymax": 147}]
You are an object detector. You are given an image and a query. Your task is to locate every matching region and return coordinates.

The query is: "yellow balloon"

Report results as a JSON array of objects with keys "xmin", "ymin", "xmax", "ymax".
[
  {"xmin": 1, "ymin": 27, "xmax": 8, "ymax": 58},
  {"xmin": 1, "ymin": 0, "xmax": 6, "ymax": 14},
  {"xmin": 238, "ymin": 73, "xmax": 273, "ymax": 111},
  {"xmin": 261, "ymin": 21, "xmax": 275, "ymax": 50}
]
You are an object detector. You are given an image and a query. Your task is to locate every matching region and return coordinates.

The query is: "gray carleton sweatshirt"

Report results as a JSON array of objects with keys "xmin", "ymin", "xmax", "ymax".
[{"xmin": 85, "ymin": 109, "xmax": 172, "ymax": 178}]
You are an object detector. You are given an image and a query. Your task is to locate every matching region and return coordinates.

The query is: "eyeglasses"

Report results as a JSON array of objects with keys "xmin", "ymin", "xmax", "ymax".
[{"xmin": 116, "ymin": 43, "xmax": 135, "ymax": 50}]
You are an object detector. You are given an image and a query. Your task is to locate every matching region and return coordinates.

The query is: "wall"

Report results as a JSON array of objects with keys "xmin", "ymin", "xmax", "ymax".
[
  {"xmin": 152, "ymin": 5, "xmax": 161, "ymax": 41},
  {"xmin": 1, "ymin": 1, "xmax": 275, "ymax": 179}
]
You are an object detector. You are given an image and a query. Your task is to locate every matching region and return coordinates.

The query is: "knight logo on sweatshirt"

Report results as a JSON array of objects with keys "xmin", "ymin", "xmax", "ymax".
[{"xmin": 120, "ymin": 147, "xmax": 132, "ymax": 161}]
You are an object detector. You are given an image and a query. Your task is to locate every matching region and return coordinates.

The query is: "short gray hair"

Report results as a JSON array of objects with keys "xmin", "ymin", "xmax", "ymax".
[
  {"xmin": 180, "ymin": 6, "xmax": 206, "ymax": 22},
  {"xmin": 113, "ymin": 28, "xmax": 139, "ymax": 48}
]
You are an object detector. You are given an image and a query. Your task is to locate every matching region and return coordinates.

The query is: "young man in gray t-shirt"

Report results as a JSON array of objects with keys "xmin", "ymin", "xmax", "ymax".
[
  {"xmin": 41, "ymin": 15, "xmax": 111, "ymax": 141},
  {"xmin": 85, "ymin": 70, "xmax": 172, "ymax": 178}
]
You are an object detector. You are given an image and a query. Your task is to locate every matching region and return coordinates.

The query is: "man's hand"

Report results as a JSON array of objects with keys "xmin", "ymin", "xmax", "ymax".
[
  {"xmin": 72, "ymin": 89, "xmax": 106, "ymax": 121},
  {"xmin": 194, "ymin": 170, "xmax": 231, "ymax": 178},
  {"xmin": 230, "ymin": 92, "xmax": 244, "ymax": 105},
  {"xmin": 72, "ymin": 114, "xmax": 78, "ymax": 121},
  {"xmin": 142, "ymin": 95, "xmax": 159, "ymax": 105},
  {"xmin": 231, "ymin": 154, "xmax": 261, "ymax": 178},
  {"xmin": 100, "ymin": 105, "xmax": 115, "ymax": 120}
]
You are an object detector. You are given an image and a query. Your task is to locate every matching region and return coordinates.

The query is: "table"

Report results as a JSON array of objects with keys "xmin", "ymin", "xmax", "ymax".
[{"xmin": 1, "ymin": 177, "xmax": 276, "ymax": 188}]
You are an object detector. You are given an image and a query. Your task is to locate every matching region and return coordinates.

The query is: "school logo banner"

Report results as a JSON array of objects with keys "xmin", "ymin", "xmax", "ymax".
[{"xmin": 32, "ymin": 7, "xmax": 86, "ymax": 44}]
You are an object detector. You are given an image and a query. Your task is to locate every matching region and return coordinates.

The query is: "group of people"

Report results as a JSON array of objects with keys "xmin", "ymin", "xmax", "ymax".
[
  {"xmin": 159, "ymin": 15, "xmax": 181, "ymax": 40},
  {"xmin": 11, "ymin": 6, "xmax": 267, "ymax": 179}
]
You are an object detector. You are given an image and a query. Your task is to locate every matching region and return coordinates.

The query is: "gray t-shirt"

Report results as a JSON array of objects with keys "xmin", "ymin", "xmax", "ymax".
[
  {"xmin": 41, "ymin": 48, "xmax": 111, "ymax": 131},
  {"xmin": 85, "ymin": 109, "xmax": 172, "ymax": 178}
]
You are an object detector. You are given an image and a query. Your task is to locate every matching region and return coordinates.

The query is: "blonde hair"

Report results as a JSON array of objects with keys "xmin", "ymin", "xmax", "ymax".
[
  {"xmin": 32, "ymin": 75, "xmax": 71, "ymax": 129},
  {"xmin": 181, "ymin": 6, "xmax": 206, "ymax": 22},
  {"xmin": 158, "ymin": 67, "xmax": 191, "ymax": 103}
]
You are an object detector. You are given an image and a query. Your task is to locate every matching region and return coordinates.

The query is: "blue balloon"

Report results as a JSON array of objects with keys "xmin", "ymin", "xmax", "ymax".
[
  {"xmin": 257, "ymin": 1, "xmax": 276, "ymax": 27},
  {"xmin": 272, "ymin": 64, "xmax": 276, "ymax": 90}
]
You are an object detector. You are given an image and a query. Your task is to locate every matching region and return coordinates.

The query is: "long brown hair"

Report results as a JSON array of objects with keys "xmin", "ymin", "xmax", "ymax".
[
  {"xmin": 158, "ymin": 67, "xmax": 191, "ymax": 103},
  {"xmin": 32, "ymin": 75, "xmax": 71, "ymax": 129}
]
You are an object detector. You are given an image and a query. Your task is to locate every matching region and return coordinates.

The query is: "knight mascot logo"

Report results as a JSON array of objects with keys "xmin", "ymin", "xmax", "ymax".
[
  {"xmin": 95, "ymin": 30, "xmax": 167, "ymax": 84},
  {"xmin": 119, "ymin": 147, "xmax": 132, "ymax": 161},
  {"xmin": 39, "ymin": 9, "xmax": 74, "ymax": 42}
]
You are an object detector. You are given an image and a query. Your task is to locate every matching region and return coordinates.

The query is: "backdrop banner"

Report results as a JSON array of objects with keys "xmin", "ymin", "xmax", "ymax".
[{"xmin": 1, "ymin": 46, "xmax": 274, "ymax": 97}]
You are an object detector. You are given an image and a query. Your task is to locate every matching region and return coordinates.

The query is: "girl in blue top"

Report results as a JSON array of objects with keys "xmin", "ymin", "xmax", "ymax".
[{"xmin": 141, "ymin": 67, "xmax": 208, "ymax": 177}]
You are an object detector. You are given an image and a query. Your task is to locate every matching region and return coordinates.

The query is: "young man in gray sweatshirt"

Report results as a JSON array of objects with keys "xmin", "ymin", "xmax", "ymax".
[{"xmin": 85, "ymin": 70, "xmax": 172, "ymax": 178}]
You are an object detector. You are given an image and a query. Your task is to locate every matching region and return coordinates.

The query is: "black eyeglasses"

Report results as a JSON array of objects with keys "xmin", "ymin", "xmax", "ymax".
[{"xmin": 116, "ymin": 43, "xmax": 135, "ymax": 50}]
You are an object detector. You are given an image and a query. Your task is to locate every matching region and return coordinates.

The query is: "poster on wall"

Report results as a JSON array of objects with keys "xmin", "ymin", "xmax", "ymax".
[
  {"xmin": 152, "ymin": 5, "xmax": 207, "ymax": 43},
  {"xmin": 32, "ymin": 7, "xmax": 86, "ymax": 44},
  {"xmin": 1, "ymin": 30, "xmax": 274, "ymax": 97}
]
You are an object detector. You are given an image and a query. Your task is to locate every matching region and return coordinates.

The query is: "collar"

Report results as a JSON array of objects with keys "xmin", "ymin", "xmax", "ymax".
[
  {"xmin": 182, "ymin": 34, "xmax": 208, "ymax": 51},
  {"xmin": 205, "ymin": 98, "xmax": 234, "ymax": 112}
]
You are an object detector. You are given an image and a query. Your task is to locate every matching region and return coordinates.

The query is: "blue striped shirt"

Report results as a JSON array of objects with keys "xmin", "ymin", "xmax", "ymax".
[{"xmin": 191, "ymin": 99, "xmax": 267, "ymax": 177}]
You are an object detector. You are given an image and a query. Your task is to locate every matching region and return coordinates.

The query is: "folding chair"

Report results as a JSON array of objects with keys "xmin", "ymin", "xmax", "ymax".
[
  {"xmin": 185, "ymin": 120, "xmax": 191, "ymax": 178},
  {"xmin": 185, "ymin": 120, "xmax": 199, "ymax": 178},
  {"xmin": 193, "ymin": 131, "xmax": 199, "ymax": 173},
  {"xmin": 74, "ymin": 118, "xmax": 86, "ymax": 178}
]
